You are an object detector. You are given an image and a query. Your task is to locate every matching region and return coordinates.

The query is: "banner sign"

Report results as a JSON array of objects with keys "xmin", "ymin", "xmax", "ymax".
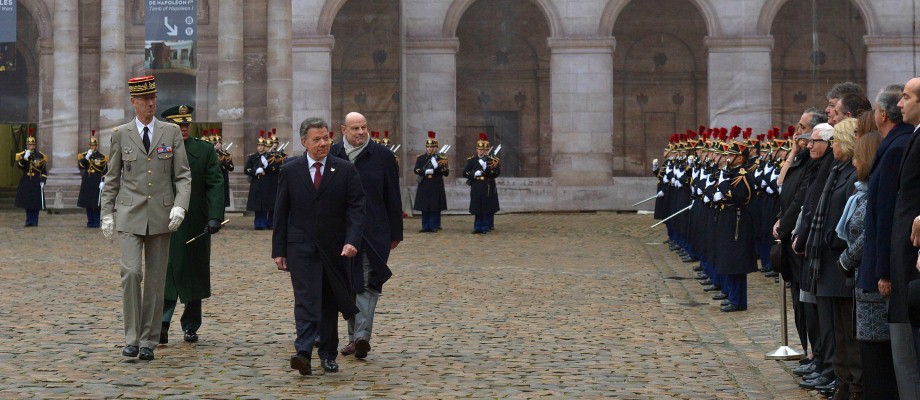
[
  {"xmin": 0, "ymin": 0, "xmax": 15, "ymax": 43},
  {"xmin": 145, "ymin": 0, "xmax": 197, "ymax": 41}
]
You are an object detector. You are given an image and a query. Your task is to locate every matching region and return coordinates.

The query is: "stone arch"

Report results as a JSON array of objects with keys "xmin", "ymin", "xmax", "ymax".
[
  {"xmin": 16, "ymin": 0, "xmax": 51, "ymax": 40},
  {"xmin": 317, "ymin": 0, "xmax": 350, "ymax": 35},
  {"xmin": 598, "ymin": 0, "xmax": 720, "ymax": 37},
  {"xmin": 758, "ymin": 0, "xmax": 877, "ymax": 36},
  {"xmin": 442, "ymin": 0, "xmax": 562, "ymax": 38}
]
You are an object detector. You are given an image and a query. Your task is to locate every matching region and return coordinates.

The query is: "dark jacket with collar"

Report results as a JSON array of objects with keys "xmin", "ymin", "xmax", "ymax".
[
  {"xmin": 330, "ymin": 140, "xmax": 404, "ymax": 294},
  {"xmin": 889, "ymin": 125, "xmax": 920, "ymax": 322}
]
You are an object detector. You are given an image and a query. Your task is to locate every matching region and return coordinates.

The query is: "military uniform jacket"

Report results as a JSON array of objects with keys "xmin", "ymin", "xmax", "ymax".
[
  {"xmin": 101, "ymin": 119, "xmax": 192, "ymax": 236},
  {"xmin": 413, "ymin": 152, "xmax": 448, "ymax": 212},
  {"xmin": 77, "ymin": 150, "xmax": 108, "ymax": 208},
  {"xmin": 14, "ymin": 149, "xmax": 47, "ymax": 210},
  {"xmin": 463, "ymin": 155, "xmax": 500, "ymax": 214},
  {"xmin": 714, "ymin": 165, "xmax": 756, "ymax": 275},
  {"xmin": 165, "ymin": 137, "xmax": 225, "ymax": 303},
  {"xmin": 244, "ymin": 151, "xmax": 279, "ymax": 211}
]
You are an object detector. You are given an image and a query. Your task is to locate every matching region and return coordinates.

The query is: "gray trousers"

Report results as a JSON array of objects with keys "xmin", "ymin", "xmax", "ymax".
[
  {"xmin": 120, "ymin": 232, "xmax": 170, "ymax": 349},
  {"xmin": 348, "ymin": 253, "xmax": 380, "ymax": 342},
  {"xmin": 892, "ymin": 322, "xmax": 920, "ymax": 400}
]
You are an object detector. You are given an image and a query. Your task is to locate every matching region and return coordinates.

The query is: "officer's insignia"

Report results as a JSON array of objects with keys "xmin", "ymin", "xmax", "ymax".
[
  {"xmin": 123, "ymin": 146, "xmax": 133, "ymax": 154},
  {"xmin": 738, "ymin": 168, "xmax": 747, "ymax": 175},
  {"xmin": 156, "ymin": 145, "xmax": 173, "ymax": 154},
  {"xmin": 179, "ymin": 105, "xmax": 189, "ymax": 115}
]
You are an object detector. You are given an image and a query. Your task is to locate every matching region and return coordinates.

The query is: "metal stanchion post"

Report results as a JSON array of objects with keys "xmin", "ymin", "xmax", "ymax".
[{"xmin": 765, "ymin": 271, "xmax": 804, "ymax": 360}]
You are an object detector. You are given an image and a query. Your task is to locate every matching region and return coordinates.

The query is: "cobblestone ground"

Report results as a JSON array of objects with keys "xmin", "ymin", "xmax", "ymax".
[{"xmin": 0, "ymin": 210, "xmax": 820, "ymax": 399}]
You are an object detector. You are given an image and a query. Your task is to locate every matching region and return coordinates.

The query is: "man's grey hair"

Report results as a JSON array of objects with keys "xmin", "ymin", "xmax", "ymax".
[
  {"xmin": 876, "ymin": 84, "xmax": 904, "ymax": 124},
  {"xmin": 812, "ymin": 123, "xmax": 835, "ymax": 140},
  {"xmin": 299, "ymin": 117, "xmax": 328, "ymax": 137},
  {"xmin": 826, "ymin": 81, "xmax": 863, "ymax": 100},
  {"xmin": 803, "ymin": 107, "xmax": 828, "ymax": 129}
]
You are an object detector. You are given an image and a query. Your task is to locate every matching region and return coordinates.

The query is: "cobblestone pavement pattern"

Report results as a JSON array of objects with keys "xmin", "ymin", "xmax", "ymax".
[{"xmin": 0, "ymin": 211, "xmax": 819, "ymax": 399}]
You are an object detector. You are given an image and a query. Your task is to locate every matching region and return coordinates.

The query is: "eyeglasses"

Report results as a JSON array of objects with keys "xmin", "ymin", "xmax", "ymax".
[{"xmin": 806, "ymin": 138, "xmax": 833, "ymax": 145}]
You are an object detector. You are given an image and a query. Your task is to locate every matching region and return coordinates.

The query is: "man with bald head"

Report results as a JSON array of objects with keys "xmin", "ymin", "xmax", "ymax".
[{"xmin": 331, "ymin": 112, "xmax": 403, "ymax": 360}]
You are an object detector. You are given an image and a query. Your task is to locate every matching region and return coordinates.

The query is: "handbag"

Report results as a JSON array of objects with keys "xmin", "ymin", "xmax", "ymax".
[{"xmin": 854, "ymin": 288, "xmax": 890, "ymax": 342}]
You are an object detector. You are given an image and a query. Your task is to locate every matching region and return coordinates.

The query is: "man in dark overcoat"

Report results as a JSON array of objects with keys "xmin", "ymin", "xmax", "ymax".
[
  {"xmin": 330, "ymin": 111, "xmax": 402, "ymax": 360},
  {"xmin": 463, "ymin": 133, "xmax": 501, "ymax": 234},
  {"xmin": 413, "ymin": 131, "xmax": 448, "ymax": 232},
  {"xmin": 14, "ymin": 129, "xmax": 46, "ymax": 227},
  {"xmin": 77, "ymin": 130, "xmax": 107, "ymax": 228},
  {"xmin": 273, "ymin": 117, "xmax": 364, "ymax": 375},
  {"xmin": 158, "ymin": 105, "xmax": 225, "ymax": 345}
]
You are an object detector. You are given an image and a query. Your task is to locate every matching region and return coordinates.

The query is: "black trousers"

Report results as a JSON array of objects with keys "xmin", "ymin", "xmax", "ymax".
[
  {"xmin": 294, "ymin": 273, "xmax": 338, "ymax": 361},
  {"xmin": 815, "ymin": 296, "xmax": 837, "ymax": 380},
  {"xmin": 162, "ymin": 298, "xmax": 202, "ymax": 333}
]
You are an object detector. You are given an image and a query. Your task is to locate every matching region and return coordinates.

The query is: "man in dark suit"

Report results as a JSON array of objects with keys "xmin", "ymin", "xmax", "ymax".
[
  {"xmin": 331, "ymin": 111, "xmax": 403, "ymax": 360},
  {"xmin": 158, "ymin": 105, "xmax": 225, "ymax": 345},
  {"xmin": 273, "ymin": 117, "xmax": 364, "ymax": 375},
  {"xmin": 888, "ymin": 77, "xmax": 920, "ymax": 397}
]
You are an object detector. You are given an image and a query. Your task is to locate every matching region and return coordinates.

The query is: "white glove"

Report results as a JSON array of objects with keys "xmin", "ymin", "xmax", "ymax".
[
  {"xmin": 256, "ymin": 167, "xmax": 265, "ymax": 175},
  {"xmin": 168, "ymin": 206, "xmax": 186, "ymax": 232},
  {"xmin": 101, "ymin": 215, "xmax": 114, "ymax": 240},
  {"xmin": 40, "ymin": 182, "xmax": 44, "ymax": 188},
  {"xmin": 85, "ymin": 150, "xmax": 92, "ymax": 160},
  {"xmin": 713, "ymin": 192, "xmax": 724, "ymax": 202},
  {"xmin": 260, "ymin": 155, "xmax": 269, "ymax": 168},
  {"xmin": 656, "ymin": 190, "xmax": 664, "ymax": 198},
  {"xmin": 430, "ymin": 156, "xmax": 438, "ymax": 166},
  {"xmin": 99, "ymin": 181, "xmax": 104, "ymax": 189},
  {"xmin": 23, "ymin": 150, "xmax": 30, "ymax": 160},
  {"xmin": 703, "ymin": 196, "xmax": 710, "ymax": 204},
  {"xmin": 425, "ymin": 169, "xmax": 434, "ymax": 175},
  {"xmin": 474, "ymin": 170, "xmax": 483, "ymax": 177},
  {"xmin": 766, "ymin": 187, "xmax": 775, "ymax": 194}
]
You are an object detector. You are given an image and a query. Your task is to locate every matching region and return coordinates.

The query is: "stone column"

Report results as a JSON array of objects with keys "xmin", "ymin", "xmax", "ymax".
[
  {"xmin": 705, "ymin": 36, "xmax": 773, "ymax": 131},
  {"xmin": 267, "ymin": 0, "xmax": 293, "ymax": 148},
  {"xmin": 217, "ymin": 1, "xmax": 245, "ymax": 162},
  {"xmin": 864, "ymin": 36, "xmax": 920, "ymax": 97},
  {"xmin": 291, "ymin": 36, "xmax": 334, "ymax": 154},
  {"xmin": 547, "ymin": 38, "xmax": 616, "ymax": 186},
  {"xmin": 404, "ymin": 38, "xmax": 459, "ymax": 173},
  {"xmin": 98, "ymin": 0, "xmax": 126, "ymax": 156},
  {"xmin": 50, "ymin": 0, "xmax": 79, "ymax": 174}
]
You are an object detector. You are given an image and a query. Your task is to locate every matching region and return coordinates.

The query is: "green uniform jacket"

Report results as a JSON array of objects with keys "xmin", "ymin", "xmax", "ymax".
[{"xmin": 165, "ymin": 137, "xmax": 225, "ymax": 302}]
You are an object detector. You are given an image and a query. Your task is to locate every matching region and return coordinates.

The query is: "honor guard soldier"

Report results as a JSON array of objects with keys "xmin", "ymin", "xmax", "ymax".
[
  {"xmin": 14, "ymin": 128, "xmax": 46, "ymax": 227},
  {"xmin": 463, "ymin": 133, "xmax": 500, "ymax": 234},
  {"xmin": 77, "ymin": 130, "xmax": 108, "ymax": 227},
  {"xmin": 713, "ymin": 134, "xmax": 755, "ymax": 312},
  {"xmin": 381, "ymin": 130, "xmax": 399, "ymax": 168},
  {"xmin": 213, "ymin": 128, "xmax": 234, "ymax": 208},
  {"xmin": 245, "ymin": 131, "xmax": 279, "ymax": 230},
  {"xmin": 158, "ymin": 104, "xmax": 225, "ymax": 345},
  {"xmin": 413, "ymin": 131, "xmax": 449, "ymax": 232}
]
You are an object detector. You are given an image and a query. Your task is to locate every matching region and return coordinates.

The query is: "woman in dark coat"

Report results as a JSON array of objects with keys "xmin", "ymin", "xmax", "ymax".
[{"xmin": 413, "ymin": 131, "xmax": 448, "ymax": 232}]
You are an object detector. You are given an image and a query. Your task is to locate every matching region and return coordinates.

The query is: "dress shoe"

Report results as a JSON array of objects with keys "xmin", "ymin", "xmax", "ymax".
[
  {"xmin": 720, "ymin": 300, "xmax": 730, "ymax": 307},
  {"xmin": 711, "ymin": 293, "xmax": 728, "ymax": 300},
  {"xmin": 184, "ymin": 330, "xmax": 198, "ymax": 343},
  {"xmin": 290, "ymin": 354, "xmax": 311, "ymax": 376},
  {"xmin": 340, "ymin": 340, "xmax": 355, "ymax": 356},
  {"xmin": 682, "ymin": 256, "xmax": 700, "ymax": 263},
  {"xmin": 792, "ymin": 362, "xmax": 816, "ymax": 376},
  {"xmin": 159, "ymin": 329, "xmax": 168, "ymax": 345},
  {"xmin": 798, "ymin": 357, "xmax": 813, "ymax": 365},
  {"xmin": 122, "ymin": 345, "xmax": 139, "ymax": 357},
  {"xmin": 321, "ymin": 359, "xmax": 339, "ymax": 372},
  {"xmin": 764, "ymin": 271, "xmax": 779, "ymax": 278},
  {"xmin": 472, "ymin": 230, "xmax": 484, "ymax": 234},
  {"xmin": 692, "ymin": 265, "xmax": 704, "ymax": 272},
  {"xmin": 694, "ymin": 273, "xmax": 709, "ymax": 280},
  {"xmin": 815, "ymin": 378, "xmax": 837, "ymax": 392},
  {"xmin": 720, "ymin": 303, "xmax": 746, "ymax": 312},
  {"xmin": 138, "ymin": 347, "xmax": 155, "ymax": 360},
  {"xmin": 668, "ymin": 244, "xmax": 680, "ymax": 251},
  {"xmin": 802, "ymin": 371, "xmax": 823, "ymax": 381},
  {"xmin": 799, "ymin": 375, "xmax": 832, "ymax": 389},
  {"xmin": 699, "ymin": 279, "xmax": 713, "ymax": 286},
  {"xmin": 418, "ymin": 229, "xmax": 431, "ymax": 233},
  {"xmin": 354, "ymin": 337, "xmax": 371, "ymax": 359},
  {"xmin": 703, "ymin": 285, "xmax": 721, "ymax": 292}
]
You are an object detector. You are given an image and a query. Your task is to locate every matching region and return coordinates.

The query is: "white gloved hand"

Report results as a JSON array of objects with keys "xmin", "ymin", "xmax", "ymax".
[
  {"xmin": 260, "ymin": 155, "xmax": 268, "ymax": 168},
  {"xmin": 430, "ymin": 156, "xmax": 438, "ymax": 166},
  {"xmin": 85, "ymin": 150, "xmax": 92, "ymax": 160},
  {"xmin": 474, "ymin": 170, "xmax": 483, "ymax": 177},
  {"xmin": 256, "ymin": 167, "xmax": 265, "ymax": 175},
  {"xmin": 168, "ymin": 206, "xmax": 186, "ymax": 232},
  {"xmin": 656, "ymin": 190, "xmax": 664, "ymax": 198},
  {"xmin": 703, "ymin": 196, "xmax": 710, "ymax": 204},
  {"xmin": 713, "ymin": 192, "xmax": 724, "ymax": 202},
  {"xmin": 40, "ymin": 182, "xmax": 44, "ymax": 188},
  {"xmin": 101, "ymin": 215, "xmax": 114, "ymax": 240},
  {"xmin": 766, "ymin": 187, "xmax": 775, "ymax": 194},
  {"xmin": 99, "ymin": 181, "xmax": 104, "ymax": 189},
  {"xmin": 425, "ymin": 169, "xmax": 434, "ymax": 175},
  {"xmin": 23, "ymin": 150, "xmax": 30, "ymax": 160}
]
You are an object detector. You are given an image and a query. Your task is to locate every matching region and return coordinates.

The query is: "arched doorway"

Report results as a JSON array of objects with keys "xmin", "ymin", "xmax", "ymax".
[
  {"xmin": 330, "ymin": 0, "xmax": 400, "ymax": 141},
  {"xmin": 0, "ymin": 2, "xmax": 40, "ymax": 123},
  {"xmin": 770, "ymin": 0, "xmax": 866, "ymax": 126},
  {"xmin": 611, "ymin": 0, "xmax": 707, "ymax": 176},
  {"xmin": 455, "ymin": 0, "xmax": 551, "ymax": 178}
]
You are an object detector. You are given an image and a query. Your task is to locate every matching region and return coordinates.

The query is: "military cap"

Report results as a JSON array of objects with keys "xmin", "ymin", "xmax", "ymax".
[{"xmin": 160, "ymin": 104, "xmax": 194, "ymax": 125}]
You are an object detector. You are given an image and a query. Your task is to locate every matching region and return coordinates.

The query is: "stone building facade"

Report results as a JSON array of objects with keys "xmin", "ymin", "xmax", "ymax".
[{"xmin": 2, "ymin": 0, "xmax": 917, "ymax": 210}]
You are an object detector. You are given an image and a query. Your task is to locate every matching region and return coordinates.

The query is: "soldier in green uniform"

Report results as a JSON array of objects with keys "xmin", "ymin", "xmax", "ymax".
[
  {"xmin": 14, "ymin": 128, "xmax": 46, "ymax": 227},
  {"xmin": 158, "ymin": 105, "xmax": 225, "ymax": 344},
  {"xmin": 77, "ymin": 130, "xmax": 108, "ymax": 228}
]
